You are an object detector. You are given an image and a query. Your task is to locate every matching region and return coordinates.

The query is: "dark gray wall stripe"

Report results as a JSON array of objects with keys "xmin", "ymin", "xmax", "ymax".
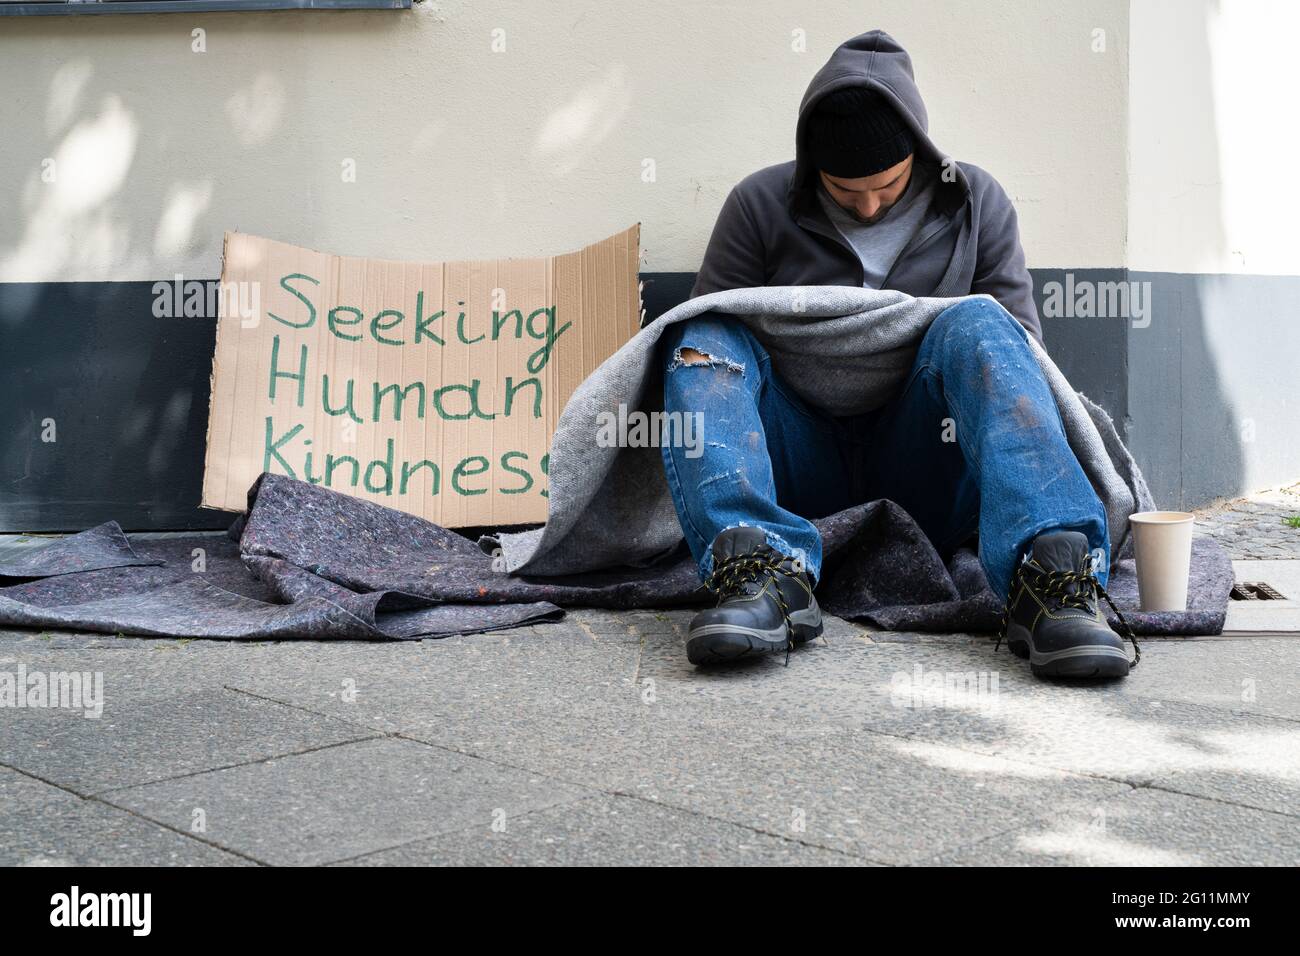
[
  {"xmin": 1127, "ymin": 270, "xmax": 1300, "ymax": 510},
  {"xmin": 3, "ymin": 281, "xmax": 223, "ymax": 532},
  {"xmin": 1031, "ymin": 268, "xmax": 1131, "ymax": 443},
  {"xmin": 1, "ymin": 270, "xmax": 1294, "ymax": 531}
]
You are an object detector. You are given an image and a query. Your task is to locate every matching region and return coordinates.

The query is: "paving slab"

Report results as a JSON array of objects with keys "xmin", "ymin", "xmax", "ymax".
[
  {"xmin": 0, "ymin": 641, "xmax": 312, "ymax": 698},
  {"xmin": 222, "ymin": 633, "xmax": 645, "ymax": 736},
  {"xmin": 807, "ymin": 642, "xmax": 1300, "ymax": 817},
  {"xmin": 218, "ymin": 623, "xmax": 1299, "ymax": 833},
  {"xmin": 1102, "ymin": 635, "xmax": 1300, "ymax": 720},
  {"xmin": 605, "ymin": 634, "xmax": 1300, "ymax": 819},
  {"xmin": 928, "ymin": 786, "xmax": 1300, "ymax": 866},
  {"xmin": 106, "ymin": 737, "xmax": 590, "ymax": 866},
  {"xmin": 336, "ymin": 793, "xmax": 862, "ymax": 867},
  {"xmin": 0, "ymin": 629, "xmax": 176, "ymax": 651},
  {"xmin": 646, "ymin": 729, "xmax": 1130, "ymax": 865},
  {"xmin": 389, "ymin": 695, "xmax": 1127, "ymax": 864},
  {"xmin": 1224, "ymin": 559, "xmax": 1300, "ymax": 632},
  {"xmin": 0, "ymin": 767, "xmax": 249, "ymax": 867},
  {"xmin": 0, "ymin": 685, "xmax": 377, "ymax": 794},
  {"xmin": 631, "ymin": 622, "xmax": 984, "ymax": 729},
  {"xmin": 629, "ymin": 621, "xmax": 1300, "ymax": 728},
  {"xmin": 1, "ymin": 584, "xmax": 1295, "ymax": 865}
]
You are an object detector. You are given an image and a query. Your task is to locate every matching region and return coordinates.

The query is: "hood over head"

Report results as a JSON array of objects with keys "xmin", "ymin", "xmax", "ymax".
[{"xmin": 790, "ymin": 30, "xmax": 967, "ymax": 214}]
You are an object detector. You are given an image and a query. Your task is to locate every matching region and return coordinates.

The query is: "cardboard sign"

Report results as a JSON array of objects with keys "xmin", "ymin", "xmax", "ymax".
[{"xmin": 201, "ymin": 225, "xmax": 642, "ymax": 527}]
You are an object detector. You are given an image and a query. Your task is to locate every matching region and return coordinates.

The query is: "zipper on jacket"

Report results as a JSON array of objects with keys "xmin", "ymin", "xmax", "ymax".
[
  {"xmin": 879, "ymin": 208, "xmax": 960, "ymax": 289},
  {"xmin": 795, "ymin": 207, "xmax": 867, "ymax": 285}
]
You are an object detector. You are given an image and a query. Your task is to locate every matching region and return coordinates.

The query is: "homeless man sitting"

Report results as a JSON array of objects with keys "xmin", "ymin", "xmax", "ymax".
[{"xmin": 661, "ymin": 30, "xmax": 1135, "ymax": 680}]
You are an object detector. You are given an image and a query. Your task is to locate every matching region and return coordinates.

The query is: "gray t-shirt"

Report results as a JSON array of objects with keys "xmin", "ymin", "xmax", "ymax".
[{"xmin": 815, "ymin": 160, "xmax": 938, "ymax": 289}]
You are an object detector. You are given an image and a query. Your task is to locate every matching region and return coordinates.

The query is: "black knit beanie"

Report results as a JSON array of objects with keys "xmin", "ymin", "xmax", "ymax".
[{"xmin": 807, "ymin": 87, "xmax": 914, "ymax": 178}]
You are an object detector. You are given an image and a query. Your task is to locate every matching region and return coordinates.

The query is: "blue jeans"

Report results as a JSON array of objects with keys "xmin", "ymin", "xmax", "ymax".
[{"xmin": 659, "ymin": 297, "xmax": 1108, "ymax": 600}]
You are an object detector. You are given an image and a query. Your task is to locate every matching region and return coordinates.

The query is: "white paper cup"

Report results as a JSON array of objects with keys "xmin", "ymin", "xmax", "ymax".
[{"xmin": 1129, "ymin": 511, "xmax": 1195, "ymax": 612}]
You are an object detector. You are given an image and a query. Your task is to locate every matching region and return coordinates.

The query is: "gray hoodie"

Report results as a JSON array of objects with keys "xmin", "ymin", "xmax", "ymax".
[{"xmin": 690, "ymin": 30, "xmax": 1042, "ymax": 343}]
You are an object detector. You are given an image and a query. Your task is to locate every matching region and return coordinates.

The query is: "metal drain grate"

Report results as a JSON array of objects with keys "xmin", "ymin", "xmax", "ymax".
[{"xmin": 1230, "ymin": 581, "xmax": 1289, "ymax": 601}]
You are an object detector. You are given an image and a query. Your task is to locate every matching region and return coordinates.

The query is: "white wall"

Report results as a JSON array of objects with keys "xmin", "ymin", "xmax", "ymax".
[
  {"xmin": 0, "ymin": 0, "xmax": 1129, "ymax": 283},
  {"xmin": 1128, "ymin": 0, "xmax": 1300, "ymax": 275}
]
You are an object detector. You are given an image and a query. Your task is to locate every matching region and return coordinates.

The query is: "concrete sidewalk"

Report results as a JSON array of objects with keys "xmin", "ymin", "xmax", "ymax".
[
  {"xmin": 2, "ymin": 492, "xmax": 1299, "ymax": 866},
  {"xmin": 3, "ymin": 613, "xmax": 1297, "ymax": 866}
]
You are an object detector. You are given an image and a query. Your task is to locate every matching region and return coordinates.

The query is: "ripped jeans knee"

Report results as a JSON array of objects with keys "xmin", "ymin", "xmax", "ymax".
[
  {"xmin": 668, "ymin": 345, "xmax": 746, "ymax": 373},
  {"xmin": 661, "ymin": 314, "xmax": 764, "ymax": 377}
]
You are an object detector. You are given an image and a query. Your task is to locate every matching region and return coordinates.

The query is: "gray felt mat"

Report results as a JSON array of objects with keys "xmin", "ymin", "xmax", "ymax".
[{"xmin": 0, "ymin": 473, "xmax": 1231, "ymax": 641}]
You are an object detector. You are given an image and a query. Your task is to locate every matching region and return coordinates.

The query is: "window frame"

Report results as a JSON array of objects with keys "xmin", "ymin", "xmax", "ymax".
[{"xmin": 0, "ymin": 0, "xmax": 410, "ymax": 15}]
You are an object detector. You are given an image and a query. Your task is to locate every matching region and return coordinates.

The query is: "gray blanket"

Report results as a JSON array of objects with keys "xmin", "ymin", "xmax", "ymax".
[{"xmin": 489, "ymin": 286, "xmax": 1155, "ymax": 576}]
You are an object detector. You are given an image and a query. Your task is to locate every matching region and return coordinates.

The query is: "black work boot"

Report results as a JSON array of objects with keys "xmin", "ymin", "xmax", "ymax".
[
  {"xmin": 1000, "ymin": 530, "xmax": 1140, "ymax": 679},
  {"xmin": 686, "ymin": 527, "xmax": 823, "ymax": 666}
]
